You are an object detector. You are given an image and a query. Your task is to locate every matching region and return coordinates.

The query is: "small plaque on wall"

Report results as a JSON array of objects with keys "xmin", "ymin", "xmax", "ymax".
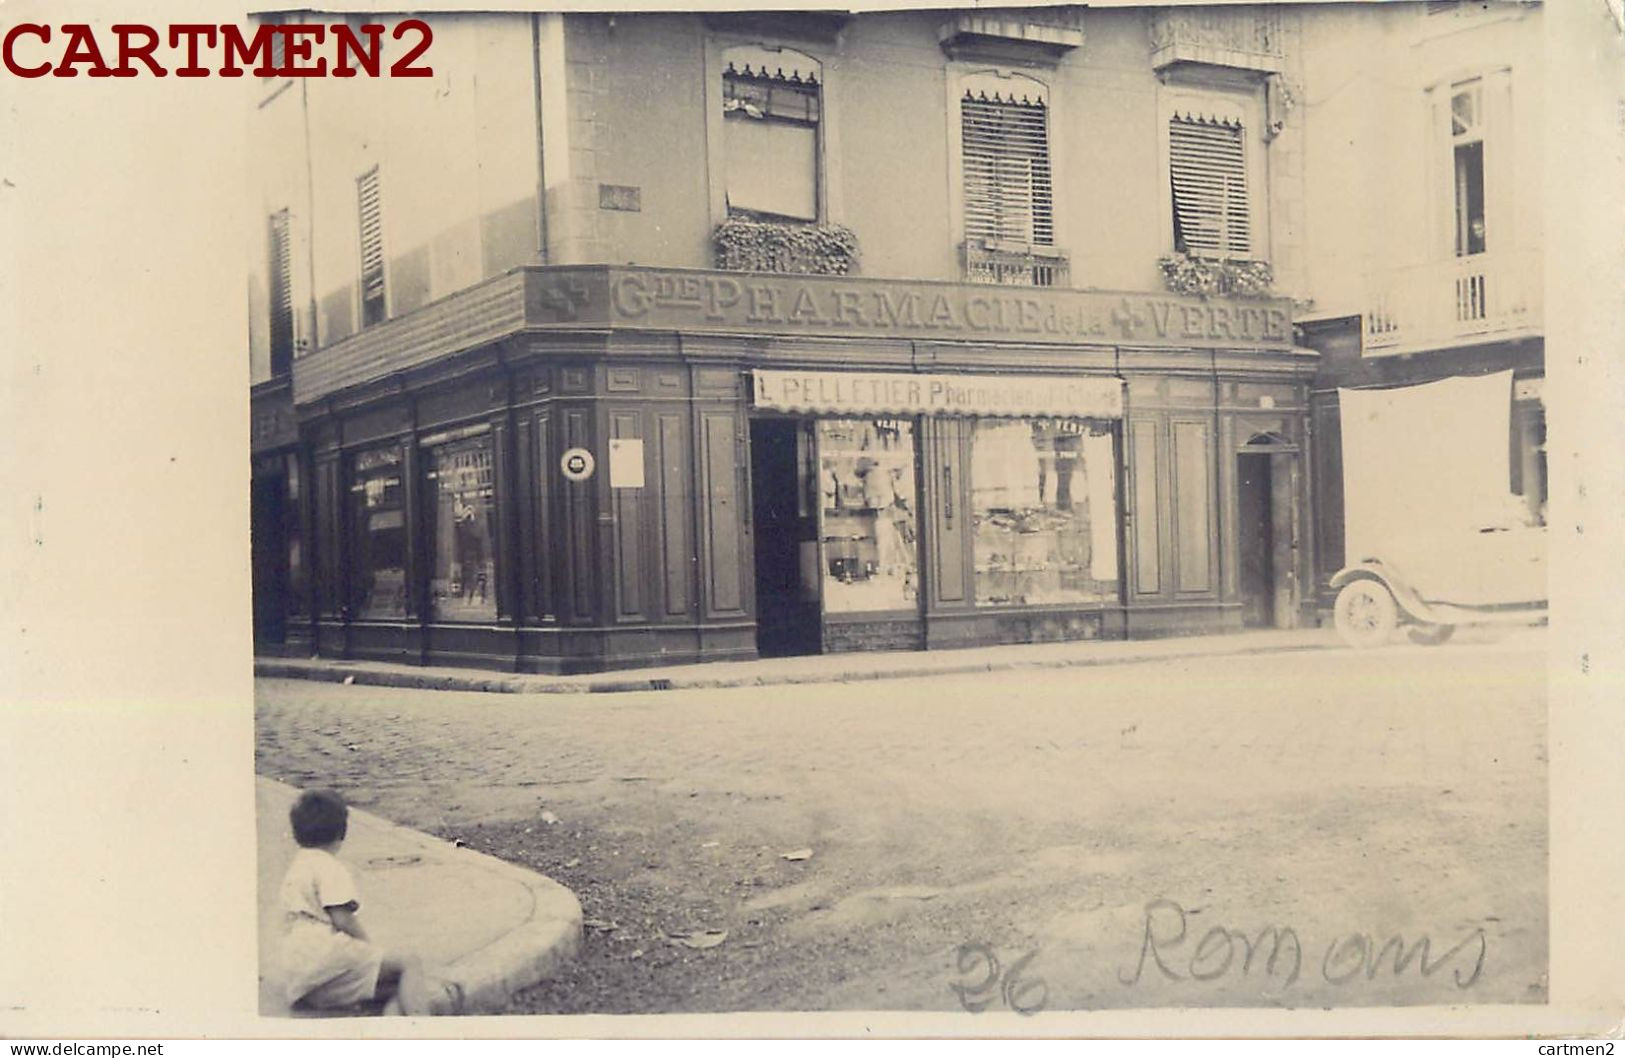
[
  {"xmin": 609, "ymin": 438, "xmax": 645, "ymax": 488},
  {"xmin": 560, "ymin": 447, "xmax": 596, "ymax": 482},
  {"xmin": 598, "ymin": 184, "xmax": 642, "ymax": 212}
]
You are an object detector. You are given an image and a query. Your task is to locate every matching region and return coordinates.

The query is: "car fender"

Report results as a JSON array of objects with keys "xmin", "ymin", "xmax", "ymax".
[{"xmin": 1330, "ymin": 561, "xmax": 1443, "ymax": 625}]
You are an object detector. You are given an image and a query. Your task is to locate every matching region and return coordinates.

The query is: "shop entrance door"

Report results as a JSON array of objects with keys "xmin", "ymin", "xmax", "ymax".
[
  {"xmin": 1237, "ymin": 453, "xmax": 1274, "ymax": 627},
  {"xmin": 1237, "ymin": 441, "xmax": 1299, "ymax": 629},
  {"xmin": 750, "ymin": 419, "xmax": 822, "ymax": 656}
]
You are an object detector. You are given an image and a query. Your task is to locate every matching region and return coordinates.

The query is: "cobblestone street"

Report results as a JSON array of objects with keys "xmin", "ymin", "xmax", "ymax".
[{"xmin": 255, "ymin": 631, "xmax": 1547, "ymax": 1013}]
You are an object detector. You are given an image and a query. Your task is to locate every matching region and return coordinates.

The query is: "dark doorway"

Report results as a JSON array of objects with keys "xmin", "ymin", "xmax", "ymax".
[
  {"xmin": 251, "ymin": 469, "xmax": 288, "ymax": 648},
  {"xmin": 1237, "ymin": 452, "xmax": 1274, "ymax": 628},
  {"xmin": 750, "ymin": 418, "xmax": 821, "ymax": 656}
]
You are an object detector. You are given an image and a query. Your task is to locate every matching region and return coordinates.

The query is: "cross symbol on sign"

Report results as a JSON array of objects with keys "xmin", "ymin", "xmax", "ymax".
[
  {"xmin": 538, "ymin": 280, "xmax": 590, "ymax": 321},
  {"xmin": 1109, "ymin": 298, "xmax": 1146, "ymax": 336}
]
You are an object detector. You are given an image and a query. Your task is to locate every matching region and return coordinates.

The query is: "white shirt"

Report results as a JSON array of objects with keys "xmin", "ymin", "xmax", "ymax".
[{"xmin": 280, "ymin": 847, "xmax": 360, "ymax": 925}]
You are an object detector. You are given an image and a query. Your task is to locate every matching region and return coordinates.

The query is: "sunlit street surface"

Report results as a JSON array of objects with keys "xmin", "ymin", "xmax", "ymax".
[{"xmin": 256, "ymin": 629, "xmax": 1546, "ymax": 1013}]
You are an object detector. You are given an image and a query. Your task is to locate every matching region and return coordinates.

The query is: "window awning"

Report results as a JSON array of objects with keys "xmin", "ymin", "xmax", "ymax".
[
  {"xmin": 753, "ymin": 370, "xmax": 1123, "ymax": 419},
  {"xmin": 722, "ymin": 44, "xmax": 820, "ymax": 86}
]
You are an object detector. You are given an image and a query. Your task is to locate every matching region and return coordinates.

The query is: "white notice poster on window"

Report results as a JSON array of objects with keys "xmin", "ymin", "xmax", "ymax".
[{"xmin": 609, "ymin": 438, "xmax": 645, "ymax": 488}]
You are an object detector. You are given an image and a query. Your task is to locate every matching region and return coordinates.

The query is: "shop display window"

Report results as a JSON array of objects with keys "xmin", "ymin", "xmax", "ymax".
[
  {"xmin": 349, "ymin": 446, "xmax": 408, "ymax": 619},
  {"xmin": 427, "ymin": 436, "xmax": 497, "ymax": 622},
  {"xmin": 817, "ymin": 419, "xmax": 918, "ymax": 613},
  {"xmin": 970, "ymin": 419, "xmax": 1118, "ymax": 607}
]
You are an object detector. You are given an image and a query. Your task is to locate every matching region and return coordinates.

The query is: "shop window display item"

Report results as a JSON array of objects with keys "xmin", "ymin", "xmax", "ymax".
[
  {"xmin": 817, "ymin": 419, "xmax": 919, "ymax": 613},
  {"xmin": 427, "ymin": 437, "xmax": 497, "ymax": 622},
  {"xmin": 349, "ymin": 446, "xmax": 408, "ymax": 619},
  {"xmin": 971, "ymin": 419, "xmax": 1118, "ymax": 607}
]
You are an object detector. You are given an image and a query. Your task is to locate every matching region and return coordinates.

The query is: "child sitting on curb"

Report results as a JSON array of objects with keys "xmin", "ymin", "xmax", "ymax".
[{"xmin": 278, "ymin": 789, "xmax": 451, "ymax": 1016}]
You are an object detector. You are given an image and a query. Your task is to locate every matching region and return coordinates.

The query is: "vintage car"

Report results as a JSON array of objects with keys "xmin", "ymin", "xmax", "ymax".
[{"xmin": 1330, "ymin": 496, "xmax": 1547, "ymax": 648}]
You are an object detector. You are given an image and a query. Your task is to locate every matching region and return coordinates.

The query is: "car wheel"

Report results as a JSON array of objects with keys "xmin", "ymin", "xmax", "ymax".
[
  {"xmin": 1407, "ymin": 623, "xmax": 1455, "ymax": 646},
  {"xmin": 1334, "ymin": 579, "xmax": 1398, "ymax": 648}
]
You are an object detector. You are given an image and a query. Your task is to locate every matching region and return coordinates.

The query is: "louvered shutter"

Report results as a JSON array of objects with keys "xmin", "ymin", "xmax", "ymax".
[
  {"xmin": 268, "ymin": 209, "xmax": 294, "ymax": 370},
  {"xmin": 357, "ymin": 168, "xmax": 386, "ymax": 326},
  {"xmin": 1169, "ymin": 115, "xmax": 1250, "ymax": 258},
  {"xmin": 962, "ymin": 92, "xmax": 1053, "ymax": 247}
]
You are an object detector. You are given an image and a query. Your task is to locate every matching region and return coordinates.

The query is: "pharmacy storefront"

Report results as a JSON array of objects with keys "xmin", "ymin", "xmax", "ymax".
[
  {"xmin": 746, "ymin": 369, "xmax": 1124, "ymax": 655},
  {"xmin": 272, "ymin": 265, "xmax": 1319, "ymax": 673}
]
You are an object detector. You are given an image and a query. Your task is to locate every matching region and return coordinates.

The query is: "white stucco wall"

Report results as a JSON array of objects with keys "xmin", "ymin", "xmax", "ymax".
[
  {"xmin": 246, "ymin": 13, "xmax": 543, "ymax": 367},
  {"xmin": 1298, "ymin": 2, "xmax": 1544, "ymax": 322}
]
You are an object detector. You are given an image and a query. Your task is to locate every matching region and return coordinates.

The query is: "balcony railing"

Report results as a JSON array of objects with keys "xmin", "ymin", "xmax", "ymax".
[
  {"xmin": 1149, "ymin": 6, "xmax": 1286, "ymax": 74},
  {"xmin": 1363, "ymin": 251, "xmax": 1542, "ymax": 356},
  {"xmin": 964, "ymin": 242, "xmax": 1070, "ymax": 288}
]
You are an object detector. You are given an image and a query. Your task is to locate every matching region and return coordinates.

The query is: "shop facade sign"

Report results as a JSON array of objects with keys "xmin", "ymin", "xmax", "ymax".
[
  {"xmin": 298, "ymin": 266, "xmax": 1300, "ymax": 406},
  {"xmin": 604, "ymin": 268, "xmax": 1295, "ymax": 349},
  {"xmin": 752, "ymin": 369, "xmax": 1124, "ymax": 420}
]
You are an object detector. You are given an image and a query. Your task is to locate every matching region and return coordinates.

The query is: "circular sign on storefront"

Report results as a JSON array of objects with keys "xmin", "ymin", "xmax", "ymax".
[{"xmin": 560, "ymin": 447, "xmax": 596, "ymax": 482}]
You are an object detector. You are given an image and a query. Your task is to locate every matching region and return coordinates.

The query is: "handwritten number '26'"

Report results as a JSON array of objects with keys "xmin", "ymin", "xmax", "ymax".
[{"xmin": 951, "ymin": 943, "xmax": 1049, "ymax": 1015}]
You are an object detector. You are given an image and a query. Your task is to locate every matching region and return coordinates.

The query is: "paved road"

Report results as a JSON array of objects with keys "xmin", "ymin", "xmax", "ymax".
[{"xmin": 255, "ymin": 631, "xmax": 1546, "ymax": 1013}]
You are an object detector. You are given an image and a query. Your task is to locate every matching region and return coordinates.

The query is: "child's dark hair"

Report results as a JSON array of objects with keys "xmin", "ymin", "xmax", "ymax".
[{"xmin": 290, "ymin": 789, "xmax": 349, "ymax": 848}]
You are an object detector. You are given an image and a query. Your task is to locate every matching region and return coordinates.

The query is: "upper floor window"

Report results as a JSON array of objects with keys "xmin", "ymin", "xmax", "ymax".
[
  {"xmin": 267, "ymin": 208, "xmax": 294, "ymax": 373},
  {"xmin": 957, "ymin": 71, "xmax": 1065, "ymax": 286},
  {"xmin": 356, "ymin": 166, "xmax": 386, "ymax": 327},
  {"xmin": 1169, "ymin": 111, "xmax": 1252, "ymax": 259},
  {"xmin": 961, "ymin": 76, "xmax": 1053, "ymax": 249},
  {"xmin": 1450, "ymin": 79, "xmax": 1486, "ymax": 256},
  {"xmin": 722, "ymin": 45, "xmax": 821, "ymax": 222},
  {"xmin": 1427, "ymin": 68, "xmax": 1512, "ymax": 262}
]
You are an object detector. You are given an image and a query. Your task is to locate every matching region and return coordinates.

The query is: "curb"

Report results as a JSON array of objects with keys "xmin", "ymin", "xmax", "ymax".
[
  {"xmin": 348, "ymin": 802, "xmax": 584, "ymax": 1015},
  {"xmin": 263, "ymin": 779, "xmax": 584, "ymax": 1017},
  {"xmin": 255, "ymin": 637, "xmax": 1341, "ymax": 697},
  {"xmin": 255, "ymin": 659, "xmax": 550, "ymax": 694}
]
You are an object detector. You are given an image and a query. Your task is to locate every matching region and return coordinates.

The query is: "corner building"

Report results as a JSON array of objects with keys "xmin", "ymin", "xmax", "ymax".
[{"xmin": 249, "ymin": 7, "xmax": 1323, "ymax": 672}]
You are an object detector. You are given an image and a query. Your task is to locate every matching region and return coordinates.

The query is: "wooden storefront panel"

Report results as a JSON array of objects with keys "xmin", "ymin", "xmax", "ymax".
[
  {"xmin": 1217, "ymin": 414, "xmax": 1238, "ymax": 601},
  {"xmin": 490, "ymin": 417, "xmax": 516, "ymax": 621},
  {"xmin": 561, "ymin": 407, "xmax": 597, "ymax": 623},
  {"xmin": 1129, "ymin": 418, "xmax": 1162, "ymax": 596},
  {"xmin": 700, "ymin": 410, "xmax": 747, "ymax": 617},
  {"xmin": 341, "ymin": 403, "xmax": 410, "ymax": 448},
  {"xmin": 1310, "ymin": 391, "xmax": 1345, "ymax": 604},
  {"xmin": 925, "ymin": 418, "xmax": 968, "ymax": 606},
  {"xmin": 401, "ymin": 439, "xmax": 423, "ymax": 621},
  {"xmin": 1172, "ymin": 419, "xmax": 1214, "ymax": 594},
  {"xmin": 519, "ymin": 410, "xmax": 556, "ymax": 622},
  {"xmin": 657, "ymin": 412, "xmax": 692, "ymax": 618},
  {"xmin": 314, "ymin": 454, "xmax": 343, "ymax": 617},
  {"xmin": 609, "ymin": 409, "xmax": 645, "ymax": 621}
]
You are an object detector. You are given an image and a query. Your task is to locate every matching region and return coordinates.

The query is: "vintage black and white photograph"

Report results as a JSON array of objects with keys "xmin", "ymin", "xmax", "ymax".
[{"xmin": 240, "ymin": 0, "xmax": 1585, "ymax": 1023}]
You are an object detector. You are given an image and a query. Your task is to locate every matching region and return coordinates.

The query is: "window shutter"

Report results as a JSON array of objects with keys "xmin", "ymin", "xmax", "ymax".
[
  {"xmin": 268, "ymin": 209, "xmax": 294, "ymax": 370},
  {"xmin": 1169, "ymin": 114, "xmax": 1250, "ymax": 258},
  {"xmin": 1482, "ymin": 68, "xmax": 1514, "ymax": 256},
  {"xmin": 357, "ymin": 168, "xmax": 385, "ymax": 326},
  {"xmin": 725, "ymin": 116, "xmax": 818, "ymax": 221},
  {"xmin": 962, "ymin": 92, "xmax": 1053, "ymax": 247},
  {"xmin": 722, "ymin": 67, "xmax": 820, "ymax": 222}
]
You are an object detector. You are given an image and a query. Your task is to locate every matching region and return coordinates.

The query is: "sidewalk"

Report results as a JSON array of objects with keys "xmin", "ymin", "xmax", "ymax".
[
  {"xmin": 257, "ymin": 777, "xmax": 582, "ymax": 1017},
  {"xmin": 256, "ymin": 625, "xmax": 1346, "ymax": 695}
]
